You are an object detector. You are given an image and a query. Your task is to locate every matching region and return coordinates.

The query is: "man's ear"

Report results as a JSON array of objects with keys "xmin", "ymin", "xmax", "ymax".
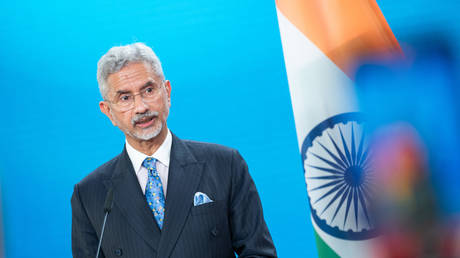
[
  {"xmin": 164, "ymin": 80, "xmax": 171, "ymax": 108},
  {"xmin": 99, "ymin": 101, "xmax": 117, "ymax": 126}
]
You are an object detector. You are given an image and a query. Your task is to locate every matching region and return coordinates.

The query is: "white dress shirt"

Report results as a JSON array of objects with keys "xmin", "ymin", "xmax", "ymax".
[{"xmin": 125, "ymin": 129, "xmax": 172, "ymax": 196}]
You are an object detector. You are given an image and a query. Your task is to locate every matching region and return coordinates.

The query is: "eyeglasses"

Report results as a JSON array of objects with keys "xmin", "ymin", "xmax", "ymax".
[{"xmin": 106, "ymin": 83, "xmax": 163, "ymax": 112}]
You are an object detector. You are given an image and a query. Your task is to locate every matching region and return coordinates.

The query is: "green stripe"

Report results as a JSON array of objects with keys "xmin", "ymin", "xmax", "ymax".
[{"xmin": 314, "ymin": 229, "xmax": 340, "ymax": 258}]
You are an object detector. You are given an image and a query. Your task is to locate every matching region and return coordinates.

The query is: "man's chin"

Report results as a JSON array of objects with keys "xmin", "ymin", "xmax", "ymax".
[{"xmin": 131, "ymin": 126, "xmax": 162, "ymax": 141}]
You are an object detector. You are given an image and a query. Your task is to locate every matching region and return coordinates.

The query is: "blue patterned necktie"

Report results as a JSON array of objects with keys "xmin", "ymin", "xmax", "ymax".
[{"xmin": 142, "ymin": 157, "xmax": 166, "ymax": 230}]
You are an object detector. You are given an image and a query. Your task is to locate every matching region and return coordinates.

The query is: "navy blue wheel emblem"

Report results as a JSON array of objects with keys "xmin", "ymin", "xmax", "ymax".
[{"xmin": 301, "ymin": 112, "xmax": 377, "ymax": 240}]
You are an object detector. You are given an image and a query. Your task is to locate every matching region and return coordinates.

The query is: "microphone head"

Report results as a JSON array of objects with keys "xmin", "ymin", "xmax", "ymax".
[{"xmin": 103, "ymin": 187, "xmax": 114, "ymax": 213}]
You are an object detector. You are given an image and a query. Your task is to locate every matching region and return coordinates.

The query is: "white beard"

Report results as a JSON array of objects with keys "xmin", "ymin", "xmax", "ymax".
[
  {"xmin": 110, "ymin": 109, "xmax": 163, "ymax": 141},
  {"xmin": 129, "ymin": 120, "xmax": 162, "ymax": 140}
]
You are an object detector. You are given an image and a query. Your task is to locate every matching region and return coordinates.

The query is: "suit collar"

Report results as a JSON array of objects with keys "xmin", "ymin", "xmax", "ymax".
[
  {"xmin": 104, "ymin": 147, "xmax": 162, "ymax": 253},
  {"xmin": 157, "ymin": 133, "xmax": 204, "ymax": 257},
  {"xmin": 169, "ymin": 133, "xmax": 198, "ymax": 165}
]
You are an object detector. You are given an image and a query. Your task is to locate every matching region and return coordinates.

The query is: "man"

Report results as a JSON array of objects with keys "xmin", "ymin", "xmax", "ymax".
[{"xmin": 71, "ymin": 42, "xmax": 277, "ymax": 258}]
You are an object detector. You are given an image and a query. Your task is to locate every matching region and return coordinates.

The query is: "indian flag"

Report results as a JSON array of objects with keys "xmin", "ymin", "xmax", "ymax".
[{"xmin": 275, "ymin": 1, "xmax": 401, "ymax": 257}]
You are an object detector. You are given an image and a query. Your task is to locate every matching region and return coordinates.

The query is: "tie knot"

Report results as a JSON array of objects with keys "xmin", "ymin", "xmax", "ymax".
[{"xmin": 142, "ymin": 157, "xmax": 157, "ymax": 170}]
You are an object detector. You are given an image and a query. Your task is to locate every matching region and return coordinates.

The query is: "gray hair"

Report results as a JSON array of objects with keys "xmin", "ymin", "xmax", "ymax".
[{"xmin": 97, "ymin": 42, "xmax": 165, "ymax": 99}]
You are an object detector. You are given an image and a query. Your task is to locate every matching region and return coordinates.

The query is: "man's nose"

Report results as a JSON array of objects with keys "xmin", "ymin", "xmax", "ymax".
[{"xmin": 132, "ymin": 94, "xmax": 149, "ymax": 113}]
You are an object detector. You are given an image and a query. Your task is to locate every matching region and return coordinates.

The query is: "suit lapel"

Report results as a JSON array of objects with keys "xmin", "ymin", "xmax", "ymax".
[
  {"xmin": 103, "ymin": 148, "xmax": 161, "ymax": 252},
  {"xmin": 157, "ymin": 135, "xmax": 204, "ymax": 258}
]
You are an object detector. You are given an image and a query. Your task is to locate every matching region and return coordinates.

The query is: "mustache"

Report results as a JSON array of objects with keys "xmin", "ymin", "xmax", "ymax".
[{"xmin": 131, "ymin": 111, "xmax": 159, "ymax": 125}]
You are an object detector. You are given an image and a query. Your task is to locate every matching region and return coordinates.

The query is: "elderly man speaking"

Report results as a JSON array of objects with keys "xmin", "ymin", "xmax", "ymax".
[{"xmin": 71, "ymin": 43, "xmax": 277, "ymax": 258}]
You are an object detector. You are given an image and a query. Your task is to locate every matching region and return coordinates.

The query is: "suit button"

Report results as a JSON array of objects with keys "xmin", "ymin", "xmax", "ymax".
[
  {"xmin": 114, "ymin": 248, "xmax": 123, "ymax": 256},
  {"xmin": 211, "ymin": 227, "xmax": 219, "ymax": 237}
]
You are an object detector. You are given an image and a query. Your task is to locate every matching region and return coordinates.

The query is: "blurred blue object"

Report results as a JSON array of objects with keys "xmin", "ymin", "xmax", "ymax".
[{"xmin": 355, "ymin": 33, "xmax": 460, "ymax": 215}]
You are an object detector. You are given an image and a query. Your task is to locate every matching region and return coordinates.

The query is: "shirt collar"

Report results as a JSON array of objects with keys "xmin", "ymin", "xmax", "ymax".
[{"xmin": 125, "ymin": 129, "xmax": 172, "ymax": 174}]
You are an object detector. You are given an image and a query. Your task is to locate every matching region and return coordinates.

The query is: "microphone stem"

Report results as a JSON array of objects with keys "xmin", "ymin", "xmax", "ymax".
[{"xmin": 96, "ymin": 211, "xmax": 109, "ymax": 258}]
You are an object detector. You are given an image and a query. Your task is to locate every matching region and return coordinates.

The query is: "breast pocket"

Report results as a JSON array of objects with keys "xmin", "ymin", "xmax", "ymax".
[{"xmin": 191, "ymin": 200, "xmax": 225, "ymax": 216}]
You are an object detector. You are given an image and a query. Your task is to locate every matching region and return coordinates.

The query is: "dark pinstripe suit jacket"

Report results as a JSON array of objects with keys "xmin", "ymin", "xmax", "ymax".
[{"xmin": 71, "ymin": 134, "xmax": 277, "ymax": 258}]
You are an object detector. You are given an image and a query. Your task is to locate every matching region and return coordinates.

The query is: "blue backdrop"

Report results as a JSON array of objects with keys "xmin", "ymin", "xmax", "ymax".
[{"xmin": 1, "ymin": 0, "xmax": 459, "ymax": 257}]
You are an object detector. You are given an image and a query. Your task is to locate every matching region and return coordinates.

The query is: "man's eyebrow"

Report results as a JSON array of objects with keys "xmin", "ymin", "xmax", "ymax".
[
  {"xmin": 115, "ymin": 90, "xmax": 131, "ymax": 95},
  {"xmin": 140, "ymin": 81, "xmax": 156, "ymax": 89},
  {"xmin": 114, "ymin": 81, "xmax": 157, "ymax": 96}
]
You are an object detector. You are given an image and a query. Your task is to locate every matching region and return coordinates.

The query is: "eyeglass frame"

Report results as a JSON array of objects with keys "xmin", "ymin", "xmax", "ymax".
[{"xmin": 104, "ymin": 80, "xmax": 166, "ymax": 112}]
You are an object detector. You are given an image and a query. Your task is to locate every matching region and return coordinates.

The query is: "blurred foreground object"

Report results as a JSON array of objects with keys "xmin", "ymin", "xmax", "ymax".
[{"xmin": 356, "ymin": 34, "xmax": 460, "ymax": 258}]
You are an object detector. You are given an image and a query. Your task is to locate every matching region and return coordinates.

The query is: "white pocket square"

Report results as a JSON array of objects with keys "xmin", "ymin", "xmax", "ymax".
[{"xmin": 194, "ymin": 192, "xmax": 213, "ymax": 206}]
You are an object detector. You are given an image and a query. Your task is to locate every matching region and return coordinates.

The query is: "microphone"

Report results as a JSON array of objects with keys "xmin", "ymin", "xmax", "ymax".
[{"xmin": 96, "ymin": 187, "xmax": 114, "ymax": 258}]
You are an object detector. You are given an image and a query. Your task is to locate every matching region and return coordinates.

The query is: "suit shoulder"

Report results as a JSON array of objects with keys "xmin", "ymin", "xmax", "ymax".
[
  {"xmin": 76, "ymin": 153, "xmax": 122, "ymax": 188},
  {"xmin": 182, "ymin": 139, "xmax": 238, "ymax": 161}
]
